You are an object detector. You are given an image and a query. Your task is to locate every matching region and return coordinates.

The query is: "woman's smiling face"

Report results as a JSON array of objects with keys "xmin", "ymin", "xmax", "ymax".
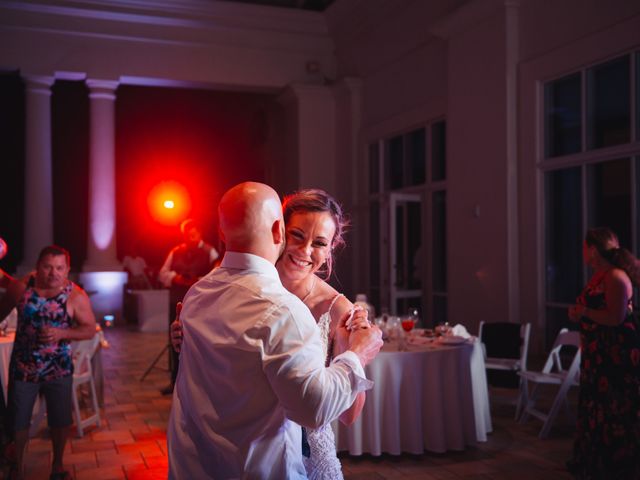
[{"xmin": 279, "ymin": 211, "xmax": 336, "ymax": 281}]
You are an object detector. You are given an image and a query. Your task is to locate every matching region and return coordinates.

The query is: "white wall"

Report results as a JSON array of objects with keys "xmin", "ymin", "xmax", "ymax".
[
  {"xmin": 0, "ymin": 0, "xmax": 335, "ymax": 89},
  {"xmin": 327, "ymin": 0, "xmax": 640, "ymax": 349}
]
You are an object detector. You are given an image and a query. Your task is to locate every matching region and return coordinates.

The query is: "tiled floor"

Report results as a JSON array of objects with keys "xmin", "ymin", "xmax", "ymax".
[{"xmin": 13, "ymin": 326, "xmax": 575, "ymax": 479}]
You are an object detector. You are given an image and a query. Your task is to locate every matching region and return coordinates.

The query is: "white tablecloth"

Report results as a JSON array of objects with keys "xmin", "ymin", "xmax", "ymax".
[
  {"xmin": 334, "ymin": 338, "xmax": 492, "ymax": 455},
  {"xmin": 0, "ymin": 332, "xmax": 15, "ymax": 403}
]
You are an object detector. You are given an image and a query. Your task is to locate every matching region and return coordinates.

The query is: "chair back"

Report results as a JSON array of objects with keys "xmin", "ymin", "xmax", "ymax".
[
  {"xmin": 479, "ymin": 321, "xmax": 531, "ymax": 368},
  {"xmin": 542, "ymin": 328, "xmax": 581, "ymax": 382},
  {"xmin": 71, "ymin": 334, "xmax": 100, "ymax": 377}
]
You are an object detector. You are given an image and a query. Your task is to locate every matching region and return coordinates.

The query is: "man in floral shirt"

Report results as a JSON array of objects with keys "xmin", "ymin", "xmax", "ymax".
[{"xmin": 0, "ymin": 245, "xmax": 96, "ymax": 480}]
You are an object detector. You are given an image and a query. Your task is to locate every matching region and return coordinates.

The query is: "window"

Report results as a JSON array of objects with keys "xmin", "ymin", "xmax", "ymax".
[
  {"xmin": 542, "ymin": 51, "xmax": 640, "ymax": 348},
  {"xmin": 587, "ymin": 56, "xmax": 630, "ymax": 149},
  {"xmin": 368, "ymin": 120, "xmax": 447, "ymax": 326}
]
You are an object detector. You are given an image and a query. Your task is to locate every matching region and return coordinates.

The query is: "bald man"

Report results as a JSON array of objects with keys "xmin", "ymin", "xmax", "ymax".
[{"xmin": 167, "ymin": 182, "xmax": 382, "ymax": 479}]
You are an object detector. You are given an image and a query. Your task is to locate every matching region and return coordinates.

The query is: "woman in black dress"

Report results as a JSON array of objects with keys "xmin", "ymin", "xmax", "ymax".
[{"xmin": 567, "ymin": 227, "xmax": 640, "ymax": 479}]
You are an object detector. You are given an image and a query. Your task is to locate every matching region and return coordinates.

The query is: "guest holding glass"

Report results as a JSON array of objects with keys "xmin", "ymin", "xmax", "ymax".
[
  {"xmin": 0, "ymin": 245, "xmax": 97, "ymax": 480},
  {"xmin": 567, "ymin": 227, "xmax": 640, "ymax": 479}
]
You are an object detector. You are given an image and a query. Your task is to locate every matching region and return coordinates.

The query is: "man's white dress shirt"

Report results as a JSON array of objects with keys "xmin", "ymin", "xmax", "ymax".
[{"xmin": 167, "ymin": 252, "xmax": 371, "ymax": 479}]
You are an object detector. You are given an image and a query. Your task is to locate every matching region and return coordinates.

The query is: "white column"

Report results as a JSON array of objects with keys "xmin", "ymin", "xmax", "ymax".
[
  {"xmin": 84, "ymin": 79, "xmax": 120, "ymax": 271},
  {"xmin": 277, "ymin": 84, "xmax": 336, "ymax": 191},
  {"xmin": 20, "ymin": 75, "xmax": 55, "ymax": 271}
]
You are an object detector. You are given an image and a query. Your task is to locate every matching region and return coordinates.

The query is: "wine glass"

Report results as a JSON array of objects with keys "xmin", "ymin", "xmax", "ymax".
[
  {"xmin": 402, "ymin": 308, "xmax": 419, "ymax": 333},
  {"xmin": 401, "ymin": 316, "xmax": 416, "ymax": 333}
]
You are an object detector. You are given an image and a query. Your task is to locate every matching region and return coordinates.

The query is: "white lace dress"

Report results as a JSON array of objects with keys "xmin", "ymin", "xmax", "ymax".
[{"xmin": 303, "ymin": 294, "xmax": 344, "ymax": 480}]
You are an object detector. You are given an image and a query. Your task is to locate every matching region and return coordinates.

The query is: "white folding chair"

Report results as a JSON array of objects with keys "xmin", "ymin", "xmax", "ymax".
[
  {"xmin": 517, "ymin": 328, "xmax": 581, "ymax": 439},
  {"xmin": 479, "ymin": 321, "xmax": 531, "ymax": 371},
  {"xmin": 71, "ymin": 333, "xmax": 101, "ymax": 437},
  {"xmin": 478, "ymin": 321, "xmax": 531, "ymax": 418}
]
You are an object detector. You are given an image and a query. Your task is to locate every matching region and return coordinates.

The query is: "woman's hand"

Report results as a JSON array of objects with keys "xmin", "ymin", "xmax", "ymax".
[
  {"xmin": 568, "ymin": 304, "xmax": 586, "ymax": 322},
  {"xmin": 171, "ymin": 302, "xmax": 183, "ymax": 353},
  {"xmin": 344, "ymin": 306, "xmax": 371, "ymax": 332}
]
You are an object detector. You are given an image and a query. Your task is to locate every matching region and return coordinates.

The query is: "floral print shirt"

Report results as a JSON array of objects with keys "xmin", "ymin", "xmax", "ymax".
[{"xmin": 10, "ymin": 278, "xmax": 74, "ymax": 382}]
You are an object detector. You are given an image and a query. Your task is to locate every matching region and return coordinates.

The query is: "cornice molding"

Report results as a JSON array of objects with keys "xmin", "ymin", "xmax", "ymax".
[{"xmin": 428, "ymin": 0, "xmax": 508, "ymax": 40}]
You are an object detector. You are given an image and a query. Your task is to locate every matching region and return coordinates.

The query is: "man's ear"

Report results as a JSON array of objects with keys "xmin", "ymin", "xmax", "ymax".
[{"xmin": 271, "ymin": 218, "xmax": 284, "ymax": 245}]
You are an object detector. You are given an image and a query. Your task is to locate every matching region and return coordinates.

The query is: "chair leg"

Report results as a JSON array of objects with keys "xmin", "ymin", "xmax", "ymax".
[
  {"xmin": 89, "ymin": 379, "xmax": 101, "ymax": 428},
  {"xmin": 539, "ymin": 380, "xmax": 573, "ymax": 439},
  {"xmin": 515, "ymin": 377, "xmax": 525, "ymax": 421}
]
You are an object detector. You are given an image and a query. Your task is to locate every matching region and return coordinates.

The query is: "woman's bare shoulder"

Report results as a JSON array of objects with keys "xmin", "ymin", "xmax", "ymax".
[{"xmin": 607, "ymin": 268, "xmax": 632, "ymax": 289}]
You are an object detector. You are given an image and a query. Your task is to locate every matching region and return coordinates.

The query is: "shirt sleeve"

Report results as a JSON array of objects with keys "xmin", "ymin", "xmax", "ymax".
[
  {"xmin": 260, "ymin": 302, "xmax": 372, "ymax": 430},
  {"xmin": 158, "ymin": 250, "xmax": 176, "ymax": 288}
]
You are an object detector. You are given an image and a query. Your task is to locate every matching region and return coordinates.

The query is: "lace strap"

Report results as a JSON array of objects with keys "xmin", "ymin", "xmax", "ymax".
[{"xmin": 327, "ymin": 293, "xmax": 344, "ymax": 318}]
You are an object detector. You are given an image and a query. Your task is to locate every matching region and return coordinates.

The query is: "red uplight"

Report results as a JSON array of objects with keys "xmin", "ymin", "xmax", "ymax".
[{"xmin": 147, "ymin": 181, "xmax": 191, "ymax": 226}]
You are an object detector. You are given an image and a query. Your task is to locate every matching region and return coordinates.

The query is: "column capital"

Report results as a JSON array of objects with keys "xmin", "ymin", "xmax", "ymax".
[
  {"xmin": 86, "ymin": 79, "xmax": 119, "ymax": 100},
  {"xmin": 23, "ymin": 74, "xmax": 54, "ymax": 94}
]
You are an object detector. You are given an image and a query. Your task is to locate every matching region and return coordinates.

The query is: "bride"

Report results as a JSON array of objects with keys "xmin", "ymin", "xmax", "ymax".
[
  {"xmin": 277, "ymin": 189, "xmax": 367, "ymax": 479},
  {"xmin": 172, "ymin": 188, "xmax": 369, "ymax": 479}
]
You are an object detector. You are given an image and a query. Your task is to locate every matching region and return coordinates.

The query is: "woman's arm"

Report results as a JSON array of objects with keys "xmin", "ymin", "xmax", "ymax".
[
  {"xmin": 574, "ymin": 269, "xmax": 631, "ymax": 326},
  {"xmin": 330, "ymin": 298, "xmax": 367, "ymax": 425}
]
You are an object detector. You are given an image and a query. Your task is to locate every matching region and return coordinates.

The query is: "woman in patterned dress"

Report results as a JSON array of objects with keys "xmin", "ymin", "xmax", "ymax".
[{"xmin": 567, "ymin": 227, "xmax": 640, "ymax": 479}]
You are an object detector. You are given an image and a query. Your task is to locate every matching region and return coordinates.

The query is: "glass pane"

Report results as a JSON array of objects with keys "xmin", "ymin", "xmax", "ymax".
[
  {"xmin": 637, "ymin": 157, "xmax": 640, "ymax": 255},
  {"xmin": 394, "ymin": 203, "xmax": 405, "ymax": 287},
  {"xmin": 637, "ymin": 52, "xmax": 640, "ymax": 141},
  {"xmin": 545, "ymin": 306, "xmax": 578, "ymax": 351},
  {"xmin": 368, "ymin": 143, "xmax": 379, "ymax": 194},
  {"xmin": 587, "ymin": 158, "xmax": 631, "ymax": 248},
  {"xmin": 407, "ymin": 128, "xmax": 426, "ymax": 186},
  {"xmin": 432, "ymin": 191, "xmax": 447, "ymax": 292},
  {"xmin": 544, "ymin": 73, "xmax": 582, "ymax": 158},
  {"xmin": 587, "ymin": 55, "xmax": 630, "ymax": 149},
  {"xmin": 431, "ymin": 121, "xmax": 446, "ymax": 181},
  {"xmin": 545, "ymin": 168, "xmax": 583, "ymax": 303},
  {"xmin": 369, "ymin": 200, "xmax": 381, "ymax": 291},
  {"xmin": 386, "ymin": 135, "xmax": 404, "ymax": 190},
  {"xmin": 432, "ymin": 295, "xmax": 447, "ymax": 329},
  {"xmin": 407, "ymin": 201, "xmax": 422, "ymax": 290}
]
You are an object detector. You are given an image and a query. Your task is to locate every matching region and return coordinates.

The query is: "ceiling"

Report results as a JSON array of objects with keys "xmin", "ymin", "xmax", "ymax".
[{"xmin": 220, "ymin": 0, "xmax": 335, "ymax": 12}]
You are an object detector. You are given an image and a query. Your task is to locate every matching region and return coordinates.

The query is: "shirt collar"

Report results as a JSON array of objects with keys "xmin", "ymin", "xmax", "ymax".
[{"xmin": 220, "ymin": 251, "xmax": 280, "ymax": 281}]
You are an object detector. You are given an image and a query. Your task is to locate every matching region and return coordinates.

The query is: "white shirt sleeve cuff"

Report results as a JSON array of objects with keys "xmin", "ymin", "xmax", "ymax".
[{"xmin": 332, "ymin": 351, "xmax": 374, "ymax": 392}]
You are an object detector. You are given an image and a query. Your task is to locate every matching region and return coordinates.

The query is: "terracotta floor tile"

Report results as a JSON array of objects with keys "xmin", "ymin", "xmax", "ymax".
[
  {"xmin": 18, "ymin": 327, "xmax": 576, "ymax": 479},
  {"xmin": 75, "ymin": 465, "xmax": 126, "ymax": 480}
]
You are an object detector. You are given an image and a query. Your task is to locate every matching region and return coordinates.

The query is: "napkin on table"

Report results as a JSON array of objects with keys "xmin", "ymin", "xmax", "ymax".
[{"xmin": 450, "ymin": 324, "xmax": 471, "ymax": 339}]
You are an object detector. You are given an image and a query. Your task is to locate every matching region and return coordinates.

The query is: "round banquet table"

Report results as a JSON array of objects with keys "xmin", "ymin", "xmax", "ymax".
[{"xmin": 334, "ymin": 337, "xmax": 492, "ymax": 455}]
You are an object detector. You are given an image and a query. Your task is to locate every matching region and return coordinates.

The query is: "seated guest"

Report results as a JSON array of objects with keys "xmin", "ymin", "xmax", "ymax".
[
  {"xmin": 123, "ymin": 244, "xmax": 153, "ymax": 290},
  {"xmin": 0, "ymin": 245, "xmax": 97, "ymax": 480}
]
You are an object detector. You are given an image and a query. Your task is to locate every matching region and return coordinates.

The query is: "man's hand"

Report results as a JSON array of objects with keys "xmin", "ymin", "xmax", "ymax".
[
  {"xmin": 335, "ymin": 308, "xmax": 383, "ymax": 367},
  {"xmin": 347, "ymin": 326, "xmax": 383, "ymax": 367},
  {"xmin": 171, "ymin": 302, "xmax": 183, "ymax": 353},
  {"xmin": 39, "ymin": 326, "xmax": 65, "ymax": 344}
]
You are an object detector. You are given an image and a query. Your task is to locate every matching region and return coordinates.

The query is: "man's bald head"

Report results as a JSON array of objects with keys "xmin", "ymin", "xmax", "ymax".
[{"xmin": 218, "ymin": 182, "xmax": 285, "ymax": 263}]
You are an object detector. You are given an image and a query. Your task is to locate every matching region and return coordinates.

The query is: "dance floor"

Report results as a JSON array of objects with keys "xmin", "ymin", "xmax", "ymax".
[{"xmin": 13, "ymin": 327, "xmax": 574, "ymax": 479}]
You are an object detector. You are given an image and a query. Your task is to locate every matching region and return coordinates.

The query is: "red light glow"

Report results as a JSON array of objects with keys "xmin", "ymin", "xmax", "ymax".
[{"xmin": 147, "ymin": 181, "xmax": 191, "ymax": 226}]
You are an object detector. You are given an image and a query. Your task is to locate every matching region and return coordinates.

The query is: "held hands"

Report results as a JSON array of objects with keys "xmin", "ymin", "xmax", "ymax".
[
  {"xmin": 336, "ymin": 306, "xmax": 383, "ymax": 367},
  {"xmin": 568, "ymin": 304, "xmax": 586, "ymax": 322},
  {"xmin": 171, "ymin": 302, "xmax": 183, "ymax": 353}
]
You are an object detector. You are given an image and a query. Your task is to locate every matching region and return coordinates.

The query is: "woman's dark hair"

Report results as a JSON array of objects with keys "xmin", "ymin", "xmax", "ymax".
[
  {"xmin": 586, "ymin": 227, "xmax": 640, "ymax": 286},
  {"xmin": 282, "ymin": 189, "xmax": 349, "ymax": 279}
]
